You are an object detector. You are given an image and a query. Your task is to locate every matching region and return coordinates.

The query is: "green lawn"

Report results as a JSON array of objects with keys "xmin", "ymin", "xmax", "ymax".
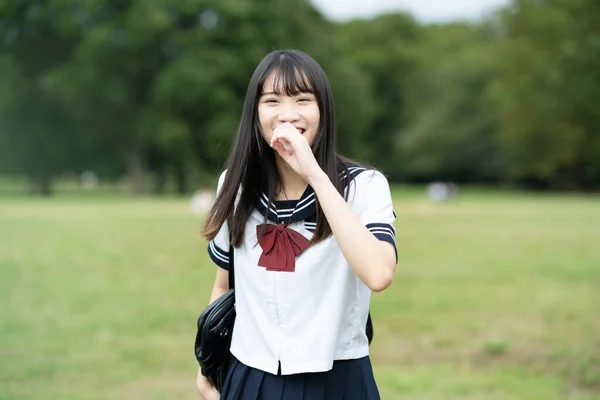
[{"xmin": 1, "ymin": 188, "xmax": 599, "ymax": 399}]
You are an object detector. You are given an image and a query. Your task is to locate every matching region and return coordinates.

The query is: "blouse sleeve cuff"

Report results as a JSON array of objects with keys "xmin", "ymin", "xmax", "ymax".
[
  {"xmin": 208, "ymin": 240, "xmax": 230, "ymax": 270},
  {"xmin": 366, "ymin": 223, "xmax": 398, "ymax": 263}
]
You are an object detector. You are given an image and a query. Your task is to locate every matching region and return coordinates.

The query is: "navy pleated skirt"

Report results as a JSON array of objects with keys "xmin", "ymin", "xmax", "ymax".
[{"xmin": 220, "ymin": 356, "xmax": 380, "ymax": 400}]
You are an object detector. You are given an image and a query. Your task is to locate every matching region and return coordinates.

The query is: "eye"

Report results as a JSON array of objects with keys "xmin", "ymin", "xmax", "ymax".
[
  {"xmin": 264, "ymin": 98, "xmax": 278, "ymax": 104},
  {"xmin": 298, "ymin": 97, "xmax": 312, "ymax": 103}
]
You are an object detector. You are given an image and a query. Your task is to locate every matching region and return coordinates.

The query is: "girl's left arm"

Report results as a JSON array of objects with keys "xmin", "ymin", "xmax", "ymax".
[{"xmin": 307, "ymin": 171, "xmax": 396, "ymax": 292}]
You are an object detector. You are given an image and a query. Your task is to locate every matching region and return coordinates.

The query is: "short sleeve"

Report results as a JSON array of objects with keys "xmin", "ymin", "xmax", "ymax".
[
  {"xmin": 349, "ymin": 170, "xmax": 397, "ymax": 262},
  {"xmin": 207, "ymin": 171, "xmax": 231, "ymax": 270}
]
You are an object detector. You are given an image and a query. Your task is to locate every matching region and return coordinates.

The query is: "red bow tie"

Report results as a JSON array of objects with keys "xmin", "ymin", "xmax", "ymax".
[{"xmin": 257, "ymin": 224, "xmax": 309, "ymax": 272}]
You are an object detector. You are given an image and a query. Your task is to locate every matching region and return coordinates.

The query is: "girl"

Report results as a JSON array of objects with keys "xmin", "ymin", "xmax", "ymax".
[{"xmin": 196, "ymin": 49, "xmax": 397, "ymax": 400}]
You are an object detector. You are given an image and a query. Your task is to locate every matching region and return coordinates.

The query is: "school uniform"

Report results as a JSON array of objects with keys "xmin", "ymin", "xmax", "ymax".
[{"xmin": 207, "ymin": 164, "xmax": 397, "ymax": 400}]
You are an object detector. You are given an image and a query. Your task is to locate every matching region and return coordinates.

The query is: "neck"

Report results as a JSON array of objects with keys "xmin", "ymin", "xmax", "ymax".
[{"xmin": 275, "ymin": 156, "xmax": 307, "ymax": 200}]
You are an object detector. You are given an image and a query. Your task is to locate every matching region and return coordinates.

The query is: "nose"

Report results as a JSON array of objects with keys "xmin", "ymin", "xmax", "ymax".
[{"xmin": 277, "ymin": 104, "xmax": 300, "ymax": 122}]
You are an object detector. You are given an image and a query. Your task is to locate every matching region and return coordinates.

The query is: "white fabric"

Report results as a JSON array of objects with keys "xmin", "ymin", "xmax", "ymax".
[{"xmin": 207, "ymin": 169, "xmax": 396, "ymax": 375}]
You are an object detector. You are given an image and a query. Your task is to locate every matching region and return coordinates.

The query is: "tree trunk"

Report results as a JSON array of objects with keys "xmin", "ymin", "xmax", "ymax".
[
  {"xmin": 125, "ymin": 148, "xmax": 147, "ymax": 194},
  {"xmin": 40, "ymin": 177, "xmax": 53, "ymax": 197},
  {"xmin": 175, "ymin": 166, "xmax": 187, "ymax": 195},
  {"xmin": 153, "ymin": 170, "xmax": 166, "ymax": 194},
  {"xmin": 29, "ymin": 175, "xmax": 53, "ymax": 196}
]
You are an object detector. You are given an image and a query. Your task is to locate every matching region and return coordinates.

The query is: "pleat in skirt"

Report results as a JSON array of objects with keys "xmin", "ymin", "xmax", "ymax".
[{"xmin": 220, "ymin": 355, "xmax": 381, "ymax": 400}]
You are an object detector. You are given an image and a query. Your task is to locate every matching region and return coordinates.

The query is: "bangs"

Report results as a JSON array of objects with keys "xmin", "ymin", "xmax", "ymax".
[{"xmin": 260, "ymin": 63, "xmax": 315, "ymax": 97}]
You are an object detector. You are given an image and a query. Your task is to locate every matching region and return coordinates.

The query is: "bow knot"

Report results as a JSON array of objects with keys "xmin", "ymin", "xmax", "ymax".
[{"xmin": 257, "ymin": 224, "xmax": 309, "ymax": 272}]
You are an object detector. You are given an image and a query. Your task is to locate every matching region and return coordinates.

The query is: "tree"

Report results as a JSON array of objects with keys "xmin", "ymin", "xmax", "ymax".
[
  {"xmin": 489, "ymin": 0, "xmax": 600, "ymax": 189},
  {"xmin": 399, "ymin": 22, "xmax": 500, "ymax": 183},
  {"xmin": 0, "ymin": 0, "xmax": 84, "ymax": 195},
  {"xmin": 334, "ymin": 13, "xmax": 421, "ymax": 177}
]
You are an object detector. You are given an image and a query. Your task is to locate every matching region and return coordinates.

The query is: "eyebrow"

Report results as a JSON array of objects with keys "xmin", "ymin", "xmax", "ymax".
[{"xmin": 260, "ymin": 91, "xmax": 314, "ymax": 97}]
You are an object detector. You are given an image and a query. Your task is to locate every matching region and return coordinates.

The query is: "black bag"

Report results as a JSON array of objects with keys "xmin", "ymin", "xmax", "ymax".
[
  {"xmin": 194, "ymin": 245, "xmax": 375, "ymax": 393},
  {"xmin": 194, "ymin": 246, "xmax": 236, "ymax": 392},
  {"xmin": 366, "ymin": 312, "xmax": 374, "ymax": 344}
]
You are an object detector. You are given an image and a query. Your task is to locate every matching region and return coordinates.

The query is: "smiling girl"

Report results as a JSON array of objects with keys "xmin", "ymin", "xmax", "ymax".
[{"xmin": 196, "ymin": 49, "xmax": 397, "ymax": 400}]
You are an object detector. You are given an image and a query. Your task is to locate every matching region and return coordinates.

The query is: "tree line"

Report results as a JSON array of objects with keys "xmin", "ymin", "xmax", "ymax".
[{"xmin": 0, "ymin": 0, "xmax": 598, "ymax": 195}]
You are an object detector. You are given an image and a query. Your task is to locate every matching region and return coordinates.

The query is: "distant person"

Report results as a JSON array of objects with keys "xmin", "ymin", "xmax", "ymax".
[
  {"xmin": 427, "ymin": 181, "xmax": 449, "ymax": 202},
  {"xmin": 196, "ymin": 49, "xmax": 397, "ymax": 400}
]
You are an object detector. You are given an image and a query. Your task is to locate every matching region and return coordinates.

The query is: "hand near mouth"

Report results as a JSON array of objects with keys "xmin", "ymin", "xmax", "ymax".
[{"xmin": 270, "ymin": 122, "xmax": 323, "ymax": 182}]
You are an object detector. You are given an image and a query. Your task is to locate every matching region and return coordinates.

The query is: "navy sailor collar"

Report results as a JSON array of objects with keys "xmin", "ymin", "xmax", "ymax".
[{"xmin": 256, "ymin": 163, "xmax": 367, "ymax": 224}]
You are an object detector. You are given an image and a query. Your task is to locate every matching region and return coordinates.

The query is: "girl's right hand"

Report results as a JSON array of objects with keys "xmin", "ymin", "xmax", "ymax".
[{"xmin": 196, "ymin": 368, "xmax": 220, "ymax": 400}]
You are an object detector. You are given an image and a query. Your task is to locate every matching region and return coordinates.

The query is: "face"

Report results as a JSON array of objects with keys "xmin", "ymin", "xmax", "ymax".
[{"xmin": 257, "ymin": 73, "xmax": 321, "ymax": 147}]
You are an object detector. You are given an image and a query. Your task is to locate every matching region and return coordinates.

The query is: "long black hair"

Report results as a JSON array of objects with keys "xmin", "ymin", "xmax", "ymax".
[{"xmin": 202, "ymin": 49, "xmax": 350, "ymax": 247}]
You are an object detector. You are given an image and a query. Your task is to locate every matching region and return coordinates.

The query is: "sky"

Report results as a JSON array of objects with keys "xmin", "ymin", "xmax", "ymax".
[{"xmin": 311, "ymin": 0, "xmax": 511, "ymax": 22}]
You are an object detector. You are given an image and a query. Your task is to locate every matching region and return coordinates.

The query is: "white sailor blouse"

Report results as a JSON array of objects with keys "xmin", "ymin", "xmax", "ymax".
[{"xmin": 207, "ymin": 164, "xmax": 397, "ymax": 375}]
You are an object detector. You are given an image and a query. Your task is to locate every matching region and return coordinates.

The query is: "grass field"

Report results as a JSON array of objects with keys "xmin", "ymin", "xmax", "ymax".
[{"xmin": 1, "ymin": 187, "xmax": 599, "ymax": 399}]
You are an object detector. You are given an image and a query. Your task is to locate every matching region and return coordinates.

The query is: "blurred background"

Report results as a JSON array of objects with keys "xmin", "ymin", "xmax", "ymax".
[{"xmin": 0, "ymin": 0, "xmax": 599, "ymax": 399}]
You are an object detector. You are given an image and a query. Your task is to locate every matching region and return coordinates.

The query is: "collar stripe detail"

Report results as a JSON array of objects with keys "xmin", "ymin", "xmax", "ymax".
[{"xmin": 257, "ymin": 163, "xmax": 367, "ymax": 223}]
